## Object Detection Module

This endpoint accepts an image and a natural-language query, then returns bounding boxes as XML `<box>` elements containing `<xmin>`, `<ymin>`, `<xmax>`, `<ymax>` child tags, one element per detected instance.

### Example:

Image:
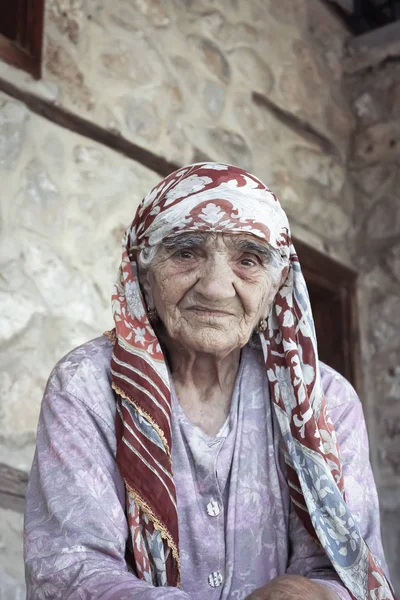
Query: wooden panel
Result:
<box><xmin>307</xmin><ymin>282</ymin><xmax>347</xmax><ymax>378</ymax></box>
<box><xmin>0</xmin><ymin>0</ymin><xmax>44</xmax><ymax>78</ymax></box>
<box><xmin>294</xmin><ymin>238</ymin><xmax>361</xmax><ymax>393</ymax></box>
<box><xmin>0</xmin><ymin>0</ymin><xmax>19</xmax><ymax>40</ymax></box>
<box><xmin>294</xmin><ymin>238</ymin><xmax>357</xmax><ymax>284</ymax></box>
<box><xmin>0</xmin><ymin>33</ymin><xmax>38</xmax><ymax>75</ymax></box>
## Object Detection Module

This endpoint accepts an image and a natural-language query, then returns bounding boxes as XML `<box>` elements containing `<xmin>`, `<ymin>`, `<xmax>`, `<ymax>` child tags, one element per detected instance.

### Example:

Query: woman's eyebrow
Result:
<box><xmin>231</xmin><ymin>239</ymin><xmax>272</xmax><ymax>259</ymax></box>
<box><xmin>162</xmin><ymin>233</ymin><xmax>208</xmax><ymax>249</ymax></box>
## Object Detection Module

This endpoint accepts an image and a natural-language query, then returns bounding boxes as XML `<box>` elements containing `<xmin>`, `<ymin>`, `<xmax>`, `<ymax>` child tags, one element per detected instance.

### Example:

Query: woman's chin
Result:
<box><xmin>171</xmin><ymin>327</ymin><xmax>245</xmax><ymax>358</ymax></box>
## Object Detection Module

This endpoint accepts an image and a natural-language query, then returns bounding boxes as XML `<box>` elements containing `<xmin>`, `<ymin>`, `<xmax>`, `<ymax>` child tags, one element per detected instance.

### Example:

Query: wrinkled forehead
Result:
<box><xmin>129</xmin><ymin>162</ymin><xmax>291</xmax><ymax>254</ymax></box>
<box><xmin>161</xmin><ymin>230</ymin><xmax>269</xmax><ymax>249</ymax></box>
<box><xmin>157</xmin><ymin>231</ymin><xmax>288</xmax><ymax>264</ymax></box>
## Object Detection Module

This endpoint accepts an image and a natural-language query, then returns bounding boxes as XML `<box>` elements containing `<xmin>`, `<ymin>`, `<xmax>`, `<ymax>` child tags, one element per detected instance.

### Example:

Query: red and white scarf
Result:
<box><xmin>109</xmin><ymin>162</ymin><xmax>395</xmax><ymax>599</ymax></box>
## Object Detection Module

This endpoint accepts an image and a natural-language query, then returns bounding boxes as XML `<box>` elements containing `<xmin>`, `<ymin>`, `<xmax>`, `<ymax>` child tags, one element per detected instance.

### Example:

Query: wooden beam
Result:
<box><xmin>0</xmin><ymin>462</ymin><xmax>28</xmax><ymax>513</ymax></box>
<box><xmin>295</xmin><ymin>238</ymin><xmax>358</xmax><ymax>285</ymax></box>
<box><xmin>0</xmin><ymin>75</ymin><xmax>180</xmax><ymax>178</ymax></box>
<box><xmin>251</xmin><ymin>91</ymin><xmax>342</xmax><ymax>160</ymax></box>
<box><xmin>0</xmin><ymin>33</ymin><xmax>39</xmax><ymax>79</ymax></box>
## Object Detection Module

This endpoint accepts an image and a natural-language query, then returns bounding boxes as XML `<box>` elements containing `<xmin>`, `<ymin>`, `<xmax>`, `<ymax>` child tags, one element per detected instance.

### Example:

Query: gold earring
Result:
<box><xmin>256</xmin><ymin>318</ymin><xmax>267</xmax><ymax>333</ymax></box>
<box><xmin>148</xmin><ymin>308</ymin><xmax>158</xmax><ymax>324</ymax></box>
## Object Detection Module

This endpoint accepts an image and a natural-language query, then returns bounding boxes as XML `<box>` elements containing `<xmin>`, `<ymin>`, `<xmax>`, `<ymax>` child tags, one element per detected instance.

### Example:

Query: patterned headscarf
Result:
<box><xmin>109</xmin><ymin>163</ymin><xmax>394</xmax><ymax>599</ymax></box>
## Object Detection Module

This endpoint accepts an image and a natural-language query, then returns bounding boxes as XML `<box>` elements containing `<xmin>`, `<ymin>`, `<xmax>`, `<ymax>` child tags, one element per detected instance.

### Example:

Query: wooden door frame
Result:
<box><xmin>0</xmin><ymin>0</ymin><xmax>45</xmax><ymax>79</ymax></box>
<box><xmin>294</xmin><ymin>237</ymin><xmax>362</xmax><ymax>394</ymax></box>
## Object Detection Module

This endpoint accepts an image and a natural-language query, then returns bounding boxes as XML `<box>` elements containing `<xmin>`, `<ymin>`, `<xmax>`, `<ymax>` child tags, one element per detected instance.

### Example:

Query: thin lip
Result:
<box><xmin>185</xmin><ymin>306</ymin><xmax>234</xmax><ymax>316</ymax></box>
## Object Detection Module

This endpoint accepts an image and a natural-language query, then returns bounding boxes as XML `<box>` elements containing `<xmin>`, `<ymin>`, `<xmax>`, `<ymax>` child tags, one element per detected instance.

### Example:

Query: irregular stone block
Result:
<box><xmin>109</xmin><ymin>7</ymin><xmax>142</xmax><ymax>32</ymax></box>
<box><xmin>203</xmin><ymin>80</ymin><xmax>226</xmax><ymax>120</ymax></box>
<box><xmin>277</xmin><ymin>182</ymin><xmax>350</xmax><ymax>241</ymax></box>
<box><xmin>194</xmin><ymin>10</ymin><xmax>225</xmax><ymax>38</ymax></box>
<box><xmin>0</xmin><ymin>313</ymin><xmax>100</xmax><ymax>439</ymax></box>
<box><xmin>352</xmin><ymin>120</ymin><xmax>400</xmax><ymax>166</ymax></box>
<box><xmin>0</xmin><ymin>287</ymin><xmax>45</xmax><ymax>343</ymax></box>
<box><xmin>0</xmin><ymin>509</ymin><xmax>24</xmax><ymax>582</ymax></box>
<box><xmin>171</xmin><ymin>56</ymin><xmax>199</xmax><ymax>94</ymax></box>
<box><xmin>18</xmin><ymin>159</ymin><xmax>62</xmax><ymax>231</ymax></box>
<box><xmin>41</xmin><ymin>133</ymin><xmax>65</xmax><ymax>174</ymax></box>
<box><xmin>73</xmin><ymin>143</ymin><xmax>104</xmax><ymax>164</ymax></box>
<box><xmin>208</xmin><ymin>128</ymin><xmax>252</xmax><ymax>172</ymax></box>
<box><xmin>370</xmin><ymin>295</ymin><xmax>400</xmax><ymax>353</ymax></box>
<box><xmin>190</xmin><ymin>36</ymin><xmax>230</xmax><ymax>84</ymax></box>
<box><xmin>386</xmin><ymin>243</ymin><xmax>400</xmax><ymax>284</ymax></box>
<box><xmin>266</xmin><ymin>0</ymin><xmax>307</xmax><ymax>26</ymax></box>
<box><xmin>218</xmin><ymin>21</ymin><xmax>260</xmax><ymax>50</ymax></box>
<box><xmin>229</xmin><ymin>48</ymin><xmax>274</xmax><ymax>96</ymax></box>
<box><xmin>292</xmin><ymin>146</ymin><xmax>345</xmax><ymax>195</ymax></box>
<box><xmin>349</xmin><ymin>164</ymin><xmax>397</xmax><ymax>202</ymax></box>
<box><xmin>157</xmin><ymin>82</ymin><xmax>184</xmax><ymax>118</ymax></box>
<box><xmin>366</xmin><ymin>196</ymin><xmax>400</xmax><ymax>240</ymax></box>
<box><xmin>0</xmin><ymin>567</ymin><xmax>25</xmax><ymax>600</ymax></box>
<box><xmin>124</xmin><ymin>98</ymin><xmax>161</xmax><ymax>142</ymax></box>
<box><xmin>101</xmin><ymin>38</ymin><xmax>163</xmax><ymax>84</ymax></box>
<box><xmin>48</xmin><ymin>0</ymin><xmax>87</xmax><ymax>44</ymax></box>
<box><xmin>131</xmin><ymin>0</ymin><xmax>170</xmax><ymax>27</ymax></box>
<box><xmin>381</xmin><ymin>508</ymin><xmax>400</xmax><ymax>594</ymax></box>
<box><xmin>0</xmin><ymin>100</ymin><xmax>28</xmax><ymax>169</ymax></box>
<box><xmin>45</xmin><ymin>38</ymin><xmax>94</xmax><ymax>111</ymax></box>
<box><xmin>353</xmin><ymin>92</ymin><xmax>379</xmax><ymax>124</ymax></box>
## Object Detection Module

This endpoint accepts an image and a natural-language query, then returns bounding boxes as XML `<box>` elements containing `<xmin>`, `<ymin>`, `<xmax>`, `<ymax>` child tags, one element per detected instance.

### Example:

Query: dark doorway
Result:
<box><xmin>328</xmin><ymin>0</ymin><xmax>400</xmax><ymax>35</ymax></box>
<box><xmin>294</xmin><ymin>238</ymin><xmax>361</xmax><ymax>392</ymax></box>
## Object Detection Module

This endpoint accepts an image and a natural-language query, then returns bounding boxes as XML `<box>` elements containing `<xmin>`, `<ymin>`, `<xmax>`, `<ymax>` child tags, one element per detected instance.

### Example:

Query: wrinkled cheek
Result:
<box><xmin>160</xmin><ymin>304</ymin><xmax>185</xmax><ymax>338</ymax></box>
<box><xmin>234</xmin><ymin>314</ymin><xmax>259</xmax><ymax>345</ymax></box>
<box><xmin>242</xmin><ymin>283</ymin><xmax>273</xmax><ymax>323</ymax></box>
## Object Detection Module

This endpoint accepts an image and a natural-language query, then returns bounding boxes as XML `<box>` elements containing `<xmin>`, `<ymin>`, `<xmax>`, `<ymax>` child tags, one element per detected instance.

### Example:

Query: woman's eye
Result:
<box><xmin>240</xmin><ymin>255</ymin><xmax>259</xmax><ymax>267</ymax></box>
<box><xmin>176</xmin><ymin>249</ymin><xmax>194</xmax><ymax>260</ymax></box>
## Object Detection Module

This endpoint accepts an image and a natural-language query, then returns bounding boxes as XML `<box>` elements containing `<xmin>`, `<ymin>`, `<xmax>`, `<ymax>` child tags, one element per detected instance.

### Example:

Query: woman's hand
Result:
<box><xmin>245</xmin><ymin>575</ymin><xmax>340</xmax><ymax>600</ymax></box>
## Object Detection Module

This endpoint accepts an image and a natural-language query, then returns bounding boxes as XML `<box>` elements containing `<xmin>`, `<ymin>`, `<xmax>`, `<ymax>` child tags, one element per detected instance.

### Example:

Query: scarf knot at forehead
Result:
<box><xmin>110</xmin><ymin>161</ymin><xmax>396</xmax><ymax>600</ymax></box>
<box><xmin>129</xmin><ymin>162</ymin><xmax>291</xmax><ymax>254</ymax></box>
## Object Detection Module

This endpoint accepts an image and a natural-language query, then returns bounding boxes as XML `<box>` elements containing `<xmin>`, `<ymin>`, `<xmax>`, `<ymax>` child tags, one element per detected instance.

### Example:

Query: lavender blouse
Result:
<box><xmin>24</xmin><ymin>336</ymin><xmax>389</xmax><ymax>599</ymax></box>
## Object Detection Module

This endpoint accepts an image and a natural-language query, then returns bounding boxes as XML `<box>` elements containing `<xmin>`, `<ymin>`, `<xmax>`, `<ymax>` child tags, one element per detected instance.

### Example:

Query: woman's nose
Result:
<box><xmin>194</xmin><ymin>256</ymin><xmax>236</xmax><ymax>302</ymax></box>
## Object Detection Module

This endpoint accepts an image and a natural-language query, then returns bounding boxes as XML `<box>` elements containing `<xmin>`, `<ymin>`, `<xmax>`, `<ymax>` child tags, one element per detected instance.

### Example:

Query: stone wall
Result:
<box><xmin>0</xmin><ymin>92</ymin><xmax>159</xmax><ymax>596</ymax></box>
<box><xmin>0</xmin><ymin>0</ymin><xmax>384</xmax><ymax>597</ymax></box>
<box><xmin>345</xmin><ymin>40</ymin><xmax>400</xmax><ymax>592</ymax></box>
<box><xmin>0</xmin><ymin>0</ymin><xmax>356</xmax><ymax>261</ymax></box>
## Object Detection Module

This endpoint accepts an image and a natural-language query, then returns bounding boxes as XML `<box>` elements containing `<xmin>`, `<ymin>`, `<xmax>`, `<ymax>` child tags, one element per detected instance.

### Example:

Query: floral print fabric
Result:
<box><xmin>24</xmin><ymin>337</ymin><xmax>390</xmax><ymax>599</ymax></box>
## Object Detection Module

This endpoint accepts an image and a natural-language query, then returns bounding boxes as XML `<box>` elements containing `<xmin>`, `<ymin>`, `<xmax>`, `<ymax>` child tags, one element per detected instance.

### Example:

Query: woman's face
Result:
<box><xmin>142</xmin><ymin>233</ymin><xmax>284</xmax><ymax>358</ymax></box>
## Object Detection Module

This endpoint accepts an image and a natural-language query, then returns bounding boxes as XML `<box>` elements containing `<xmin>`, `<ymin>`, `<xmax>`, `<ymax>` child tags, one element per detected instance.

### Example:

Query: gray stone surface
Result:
<box><xmin>348</xmin><ymin>38</ymin><xmax>400</xmax><ymax>594</ymax></box>
<box><xmin>345</xmin><ymin>21</ymin><xmax>400</xmax><ymax>74</ymax></box>
<box><xmin>208</xmin><ymin>127</ymin><xmax>252</xmax><ymax>172</ymax></box>
<box><xmin>124</xmin><ymin>97</ymin><xmax>161</xmax><ymax>142</ymax></box>
<box><xmin>203</xmin><ymin>80</ymin><xmax>226</xmax><ymax>120</ymax></box>
<box><xmin>0</xmin><ymin>0</ymin><xmax>355</xmax><ymax>165</ymax></box>
<box><xmin>0</xmin><ymin>93</ymin><xmax>160</xmax><ymax>476</ymax></box>
<box><xmin>0</xmin><ymin>509</ymin><xmax>26</xmax><ymax>600</ymax></box>
<box><xmin>191</xmin><ymin>36</ymin><xmax>231</xmax><ymax>83</ymax></box>
<box><xmin>0</xmin><ymin>570</ymin><xmax>25</xmax><ymax>600</ymax></box>
<box><xmin>229</xmin><ymin>47</ymin><xmax>274</xmax><ymax>95</ymax></box>
<box><xmin>0</xmin><ymin>101</ymin><xmax>27</xmax><ymax>168</ymax></box>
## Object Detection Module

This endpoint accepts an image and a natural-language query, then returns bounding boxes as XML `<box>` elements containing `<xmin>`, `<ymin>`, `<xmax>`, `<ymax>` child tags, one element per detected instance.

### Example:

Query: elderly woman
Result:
<box><xmin>24</xmin><ymin>163</ymin><xmax>394</xmax><ymax>600</ymax></box>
